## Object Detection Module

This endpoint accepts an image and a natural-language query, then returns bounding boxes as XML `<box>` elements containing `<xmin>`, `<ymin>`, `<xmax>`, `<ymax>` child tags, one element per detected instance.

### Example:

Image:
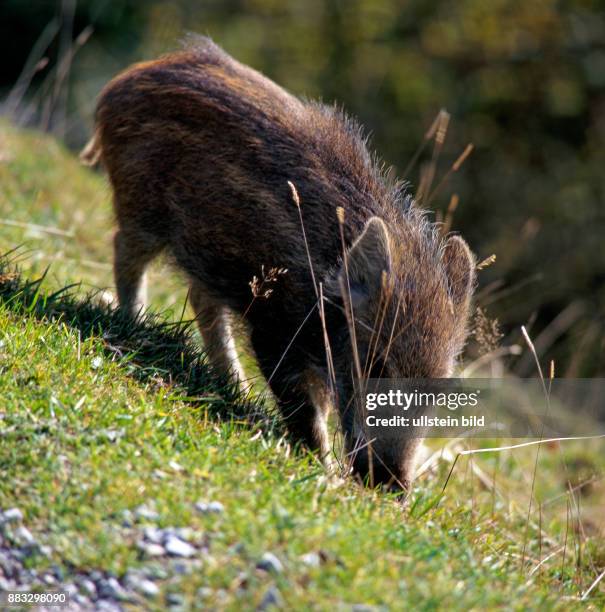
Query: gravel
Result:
<box><xmin>300</xmin><ymin>551</ymin><xmax>321</xmax><ymax>568</ymax></box>
<box><xmin>195</xmin><ymin>500</ymin><xmax>225</xmax><ymax>515</ymax></box>
<box><xmin>97</xmin><ymin>576</ymin><xmax>131</xmax><ymax>601</ymax></box>
<box><xmin>124</xmin><ymin>571</ymin><xmax>160</xmax><ymax>598</ymax></box>
<box><xmin>78</xmin><ymin>577</ymin><xmax>98</xmax><ymax>598</ymax></box>
<box><xmin>0</xmin><ymin>503</ymin><xmax>230</xmax><ymax>610</ymax></box>
<box><xmin>137</xmin><ymin>541</ymin><xmax>166</xmax><ymax>557</ymax></box>
<box><xmin>164</xmin><ymin>536</ymin><xmax>196</xmax><ymax>558</ymax></box>
<box><xmin>142</xmin><ymin>526</ymin><xmax>164</xmax><ymax>544</ymax></box>
<box><xmin>256</xmin><ymin>552</ymin><xmax>284</xmax><ymax>574</ymax></box>
<box><xmin>134</xmin><ymin>503</ymin><xmax>160</xmax><ymax>522</ymax></box>
<box><xmin>138</xmin><ymin>579</ymin><xmax>160</xmax><ymax>598</ymax></box>
<box><xmin>13</xmin><ymin>525</ymin><xmax>36</xmax><ymax>546</ymax></box>
<box><xmin>0</xmin><ymin>507</ymin><xmax>24</xmax><ymax>524</ymax></box>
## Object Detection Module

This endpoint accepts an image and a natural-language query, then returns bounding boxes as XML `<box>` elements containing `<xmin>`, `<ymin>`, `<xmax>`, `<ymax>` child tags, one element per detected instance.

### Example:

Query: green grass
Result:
<box><xmin>0</xmin><ymin>121</ymin><xmax>604</xmax><ymax>609</ymax></box>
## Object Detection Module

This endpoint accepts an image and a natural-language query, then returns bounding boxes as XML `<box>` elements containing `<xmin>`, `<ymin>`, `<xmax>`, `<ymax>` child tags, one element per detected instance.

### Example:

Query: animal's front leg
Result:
<box><xmin>272</xmin><ymin>381</ymin><xmax>332</xmax><ymax>465</ymax></box>
<box><xmin>189</xmin><ymin>282</ymin><xmax>249</xmax><ymax>391</ymax></box>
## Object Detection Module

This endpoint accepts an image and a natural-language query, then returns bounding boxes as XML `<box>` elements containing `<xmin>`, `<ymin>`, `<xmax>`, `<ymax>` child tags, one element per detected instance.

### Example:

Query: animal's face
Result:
<box><xmin>329</xmin><ymin>216</ymin><xmax>475</xmax><ymax>492</ymax></box>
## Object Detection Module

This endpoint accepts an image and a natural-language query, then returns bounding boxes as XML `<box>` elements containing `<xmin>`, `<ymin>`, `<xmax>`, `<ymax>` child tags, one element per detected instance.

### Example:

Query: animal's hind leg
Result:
<box><xmin>189</xmin><ymin>282</ymin><xmax>248</xmax><ymax>389</ymax></box>
<box><xmin>113</xmin><ymin>229</ymin><xmax>162</xmax><ymax>317</ymax></box>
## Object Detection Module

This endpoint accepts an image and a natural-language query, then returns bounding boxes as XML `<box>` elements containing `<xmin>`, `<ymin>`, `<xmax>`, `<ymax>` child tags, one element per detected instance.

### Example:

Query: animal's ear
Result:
<box><xmin>340</xmin><ymin>217</ymin><xmax>392</xmax><ymax>308</ymax></box>
<box><xmin>442</xmin><ymin>235</ymin><xmax>475</xmax><ymax>305</ymax></box>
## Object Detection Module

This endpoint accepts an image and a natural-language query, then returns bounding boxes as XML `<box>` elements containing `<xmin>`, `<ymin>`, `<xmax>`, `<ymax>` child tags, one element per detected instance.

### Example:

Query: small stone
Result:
<box><xmin>166</xmin><ymin>592</ymin><xmax>184</xmax><ymax>606</ymax></box>
<box><xmin>138</xmin><ymin>541</ymin><xmax>166</xmax><ymax>558</ymax></box>
<box><xmin>173</xmin><ymin>527</ymin><xmax>195</xmax><ymax>542</ymax></box>
<box><xmin>73</xmin><ymin>593</ymin><xmax>91</xmax><ymax>607</ymax></box>
<box><xmin>41</xmin><ymin>573</ymin><xmax>57</xmax><ymax>586</ymax></box>
<box><xmin>195</xmin><ymin>500</ymin><xmax>224</xmax><ymax>515</ymax></box>
<box><xmin>0</xmin><ymin>507</ymin><xmax>23</xmax><ymax>524</ymax></box>
<box><xmin>79</xmin><ymin>578</ymin><xmax>97</xmax><ymax>598</ymax></box>
<box><xmin>134</xmin><ymin>503</ymin><xmax>160</xmax><ymax>522</ymax></box>
<box><xmin>97</xmin><ymin>576</ymin><xmax>130</xmax><ymax>601</ymax></box>
<box><xmin>120</xmin><ymin>509</ymin><xmax>134</xmax><ymax>527</ymax></box>
<box><xmin>168</xmin><ymin>460</ymin><xmax>183</xmax><ymax>472</ymax></box>
<box><xmin>0</xmin><ymin>577</ymin><xmax>13</xmax><ymax>591</ymax></box>
<box><xmin>89</xmin><ymin>570</ymin><xmax>104</xmax><ymax>582</ymax></box>
<box><xmin>102</xmin><ymin>429</ymin><xmax>124</xmax><ymax>442</ymax></box>
<box><xmin>139</xmin><ymin>579</ymin><xmax>160</xmax><ymax>598</ymax></box>
<box><xmin>91</xmin><ymin>356</ymin><xmax>103</xmax><ymax>369</ymax></box>
<box><xmin>300</xmin><ymin>552</ymin><xmax>321</xmax><ymax>568</ymax></box>
<box><xmin>14</xmin><ymin>526</ymin><xmax>35</xmax><ymax>545</ymax></box>
<box><xmin>258</xmin><ymin>586</ymin><xmax>283</xmax><ymax>610</ymax></box>
<box><xmin>143</xmin><ymin>526</ymin><xmax>164</xmax><ymax>544</ymax></box>
<box><xmin>256</xmin><ymin>552</ymin><xmax>284</xmax><ymax>574</ymax></box>
<box><xmin>164</xmin><ymin>536</ymin><xmax>196</xmax><ymax>558</ymax></box>
<box><xmin>125</xmin><ymin>573</ymin><xmax>159</xmax><ymax>598</ymax></box>
<box><xmin>0</xmin><ymin>551</ymin><xmax>14</xmax><ymax>573</ymax></box>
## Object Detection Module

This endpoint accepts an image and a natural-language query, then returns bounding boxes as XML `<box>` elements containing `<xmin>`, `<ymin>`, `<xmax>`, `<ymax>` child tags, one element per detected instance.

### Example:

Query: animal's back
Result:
<box><xmin>97</xmin><ymin>39</ymin><xmax>386</xmax><ymax>306</ymax></box>
<box><xmin>94</xmin><ymin>37</ymin><xmax>391</xmax><ymax>308</ymax></box>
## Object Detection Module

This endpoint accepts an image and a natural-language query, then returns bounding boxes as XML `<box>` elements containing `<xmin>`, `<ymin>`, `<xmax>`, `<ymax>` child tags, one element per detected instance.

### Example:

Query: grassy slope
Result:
<box><xmin>0</xmin><ymin>121</ymin><xmax>603</xmax><ymax>609</ymax></box>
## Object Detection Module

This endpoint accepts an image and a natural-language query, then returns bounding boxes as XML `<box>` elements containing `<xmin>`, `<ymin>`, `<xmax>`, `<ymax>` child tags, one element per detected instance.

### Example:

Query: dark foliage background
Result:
<box><xmin>1</xmin><ymin>0</ymin><xmax>604</xmax><ymax>376</ymax></box>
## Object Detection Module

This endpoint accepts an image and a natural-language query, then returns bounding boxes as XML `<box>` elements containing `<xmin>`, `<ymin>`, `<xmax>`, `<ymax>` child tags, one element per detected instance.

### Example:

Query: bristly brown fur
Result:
<box><xmin>88</xmin><ymin>36</ymin><xmax>476</xmax><ymax>492</ymax></box>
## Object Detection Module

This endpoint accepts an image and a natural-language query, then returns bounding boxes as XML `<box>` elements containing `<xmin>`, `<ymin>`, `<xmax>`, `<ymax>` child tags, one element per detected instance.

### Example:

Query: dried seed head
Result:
<box><xmin>471</xmin><ymin>307</ymin><xmax>504</xmax><ymax>355</ymax></box>
<box><xmin>435</xmin><ymin>110</ymin><xmax>450</xmax><ymax>146</ymax></box>
<box><xmin>249</xmin><ymin>266</ymin><xmax>288</xmax><ymax>299</ymax></box>
<box><xmin>477</xmin><ymin>254</ymin><xmax>496</xmax><ymax>270</ymax></box>
<box><xmin>288</xmin><ymin>180</ymin><xmax>300</xmax><ymax>208</ymax></box>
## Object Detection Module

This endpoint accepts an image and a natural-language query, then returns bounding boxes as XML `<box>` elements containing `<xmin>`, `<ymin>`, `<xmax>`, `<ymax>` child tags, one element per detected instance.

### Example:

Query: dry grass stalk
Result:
<box><xmin>248</xmin><ymin>265</ymin><xmax>288</xmax><ymax>300</ymax></box>
<box><xmin>402</xmin><ymin>109</ymin><xmax>443</xmax><ymax>178</ymax></box>
<box><xmin>336</xmin><ymin>206</ymin><xmax>362</xmax><ymax>383</ymax></box>
<box><xmin>363</xmin><ymin>271</ymin><xmax>392</xmax><ymax>379</ymax></box>
<box><xmin>425</xmin><ymin>142</ymin><xmax>474</xmax><ymax>206</ymax></box>
<box><xmin>441</xmin><ymin>193</ymin><xmax>459</xmax><ymax>236</ymax></box>
<box><xmin>0</xmin><ymin>218</ymin><xmax>74</xmax><ymax>237</ymax></box>
<box><xmin>520</xmin><ymin>324</ymin><xmax>551</xmax><ymax>570</ymax></box>
<box><xmin>318</xmin><ymin>282</ymin><xmax>337</xmax><ymax>397</ymax></box>
<box><xmin>581</xmin><ymin>568</ymin><xmax>605</xmax><ymax>601</ymax></box>
<box><xmin>288</xmin><ymin>180</ymin><xmax>318</xmax><ymax>298</ymax></box>
<box><xmin>441</xmin><ymin>434</ymin><xmax>605</xmax><ymax>495</ymax></box>
<box><xmin>416</xmin><ymin>110</ymin><xmax>450</xmax><ymax>203</ymax></box>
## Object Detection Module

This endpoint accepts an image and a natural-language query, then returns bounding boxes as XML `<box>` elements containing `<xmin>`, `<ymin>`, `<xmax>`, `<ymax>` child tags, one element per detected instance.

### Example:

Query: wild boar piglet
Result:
<box><xmin>83</xmin><ymin>37</ymin><xmax>476</xmax><ymax>492</ymax></box>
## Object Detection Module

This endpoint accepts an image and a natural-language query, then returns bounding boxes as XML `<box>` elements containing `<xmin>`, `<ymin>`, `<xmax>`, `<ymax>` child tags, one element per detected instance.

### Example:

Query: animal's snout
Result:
<box><xmin>350</xmin><ymin>445</ymin><xmax>411</xmax><ymax>497</ymax></box>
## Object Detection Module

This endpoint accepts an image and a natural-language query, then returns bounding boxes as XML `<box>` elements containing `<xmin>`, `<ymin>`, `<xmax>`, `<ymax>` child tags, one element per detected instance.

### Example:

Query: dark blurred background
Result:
<box><xmin>1</xmin><ymin>0</ymin><xmax>604</xmax><ymax>376</ymax></box>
